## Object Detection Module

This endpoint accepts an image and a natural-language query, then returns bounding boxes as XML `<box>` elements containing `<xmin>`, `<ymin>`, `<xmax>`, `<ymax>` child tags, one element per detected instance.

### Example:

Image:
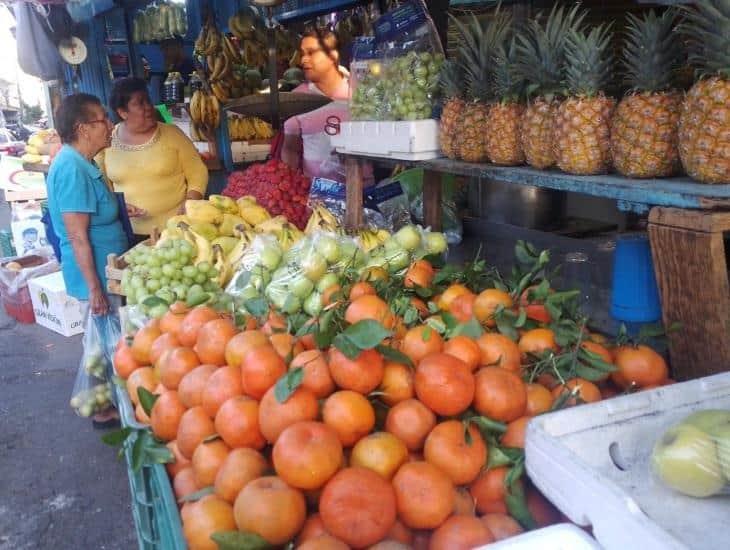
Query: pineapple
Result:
<box><xmin>611</xmin><ymin>10</ymin><xmax>683</xmax><ymax>178</ymax></box>
<box><xmin>516</xmin><ymin>5</ymin><xmax>587</xmax><ymax>169</ymax></box>
<box><xmin>438</xmin><ymin>61</ymin><xmax>465</xmax><ymax>159</ymax></box>
<box><xmin>485</xmin><ymin>37</ymin><xmax>526</xmax><ymax>166</ymax></box>
<box><xmin>678</xmin><ymin>0</ymin><xmax>730</xmax><ymax>184</ymax></box>
<box><xmin>554</xmin><ymin>24</ymin><xmax>616</xmax><ymax>175</ymax></box>
<box><xmin>450</xmin><ymin>12</ymin><xmax>512</xmax><ymax>163</ymax></box>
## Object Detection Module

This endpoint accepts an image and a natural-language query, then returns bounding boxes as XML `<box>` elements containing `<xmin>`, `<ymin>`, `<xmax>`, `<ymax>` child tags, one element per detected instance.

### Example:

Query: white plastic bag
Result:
<box><xmin>69</xmin><ymin>312</ymin><xmax>121</xmax><ymax>417</ymax></box>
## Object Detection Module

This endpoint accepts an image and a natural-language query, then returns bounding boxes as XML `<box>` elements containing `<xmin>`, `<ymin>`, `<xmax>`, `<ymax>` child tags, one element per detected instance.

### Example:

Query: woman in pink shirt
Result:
<box><xmin>281</xmin><ymin>29</ymin><xmax>354</xmax><ymax>182</ymax></box>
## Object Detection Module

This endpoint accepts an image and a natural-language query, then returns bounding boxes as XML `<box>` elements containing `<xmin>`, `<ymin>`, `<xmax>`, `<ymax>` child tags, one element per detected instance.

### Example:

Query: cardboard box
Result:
<box><xmin>28</xmin><ymin>271</ymin><xmax>85</xmax><ymax>337</ymax></box>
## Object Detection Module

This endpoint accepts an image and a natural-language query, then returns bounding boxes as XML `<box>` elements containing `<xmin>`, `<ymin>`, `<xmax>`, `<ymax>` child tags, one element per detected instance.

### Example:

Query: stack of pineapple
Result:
<box><xmin>437</xmin><ymin>0</ymin><xmax>730</xmax><ymax>184</ymax></box>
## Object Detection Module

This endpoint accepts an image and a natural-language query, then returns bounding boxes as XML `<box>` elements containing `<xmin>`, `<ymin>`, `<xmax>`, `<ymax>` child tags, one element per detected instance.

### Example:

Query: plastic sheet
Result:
<box><xmin>651</xmin><ymin>409</ymin><xmax>730</xmax><ymax>498</ymax></box>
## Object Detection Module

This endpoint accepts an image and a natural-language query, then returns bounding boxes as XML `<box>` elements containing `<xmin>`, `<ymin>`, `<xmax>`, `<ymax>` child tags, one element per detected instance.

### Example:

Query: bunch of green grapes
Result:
<box><xmin>120</xmin><ymin>239</ymin><xmax>225</xmax><ymax>317</ymax></box>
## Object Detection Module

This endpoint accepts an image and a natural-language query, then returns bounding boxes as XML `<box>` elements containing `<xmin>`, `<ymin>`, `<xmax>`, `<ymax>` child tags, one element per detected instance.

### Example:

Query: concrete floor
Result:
<box><xmin>0</xmin><ymin>199</ymin><xmax>136</xmax><ymax>550</ymax></box>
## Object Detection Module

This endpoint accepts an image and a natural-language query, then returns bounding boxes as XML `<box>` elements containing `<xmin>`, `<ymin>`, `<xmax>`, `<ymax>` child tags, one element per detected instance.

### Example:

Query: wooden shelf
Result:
<box><xmin>343</xmin><ymin>154</ymin><xmax>730</xmax><ymax>211</ymax></box>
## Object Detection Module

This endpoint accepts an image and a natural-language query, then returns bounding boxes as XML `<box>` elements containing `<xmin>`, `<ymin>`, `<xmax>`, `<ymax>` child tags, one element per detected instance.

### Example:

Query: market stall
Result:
<box><xmin>3</xmin><ymin>0</ymin><xmax>730</xmax><ymax>549</ymax></box>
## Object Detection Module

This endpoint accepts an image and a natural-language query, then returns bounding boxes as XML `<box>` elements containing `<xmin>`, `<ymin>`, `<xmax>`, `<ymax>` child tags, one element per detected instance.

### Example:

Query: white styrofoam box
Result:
<box><xmin>331</xmin><ymin>119</ymin><xmax>442</xmax><ymax>160</ymax></box>
<box><xmin>28</xmin><ymin>271</ymin><xmax>85</xmax><ymax>337</ymax></box>
<box><xmin>525</xmin><ymin>373</ymin><xmax>730</xmax><ymax>550</ymax></box>
<box><xmin>476</xmin><ymin>523</ymin><xmax>601</xmax><ymax>550</ymax></box>
<box><xmin>231</xmin><ymin>141</ymin><xmax>271</xmax><ymax>164</ymax></box>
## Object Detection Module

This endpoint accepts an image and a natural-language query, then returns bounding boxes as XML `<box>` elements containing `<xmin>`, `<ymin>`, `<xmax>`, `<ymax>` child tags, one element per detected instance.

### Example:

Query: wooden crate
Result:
<box><xmin>106</xmin><ymin>229</ymin><xmax>159</xmax><ymax>296</ymax></box>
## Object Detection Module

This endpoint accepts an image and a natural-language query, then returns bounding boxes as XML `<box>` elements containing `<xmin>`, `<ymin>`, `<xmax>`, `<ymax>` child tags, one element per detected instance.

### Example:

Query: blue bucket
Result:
<box><xmin>610</xmin><ymin>235</ymin><xmax>662</xmax><ymax>323</ymax></box>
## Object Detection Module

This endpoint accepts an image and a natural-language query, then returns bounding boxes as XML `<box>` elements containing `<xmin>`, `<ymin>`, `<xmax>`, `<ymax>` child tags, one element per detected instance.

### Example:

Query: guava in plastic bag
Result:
<box><xmin>265</xmin><ymin>231</ymin><xmax>365</xmax><ymax>317</ymax></box>
<box><xmin>70</xmin><ymin>313</ymin><xmax>120</xmax><ymax>417</ymax></box>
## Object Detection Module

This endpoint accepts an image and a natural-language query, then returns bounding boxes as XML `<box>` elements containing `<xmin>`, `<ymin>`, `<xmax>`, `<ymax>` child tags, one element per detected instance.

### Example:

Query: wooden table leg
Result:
<box><xmin>648</xmin><ymin>207</ymin><xmax>730</xmax><ymax>380</ymax></box>
<box><xmin>423</xmin><ymin>169</ymin><xmax>442</xmax><ymax>231</ymax></box>
<box><xmin>345</xmin><ymin>157</ymin><xmax>364</xmax><ymax>231</ymax></box>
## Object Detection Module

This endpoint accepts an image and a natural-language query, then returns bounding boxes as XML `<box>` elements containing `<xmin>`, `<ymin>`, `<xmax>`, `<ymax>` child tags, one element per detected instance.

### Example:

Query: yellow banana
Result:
<box><xmin>232</xmin><ymin>222</ymin><xmax>254</xmax><ymax>239</ymax></box>
<box><xmin>166</xmin><ymin>214</ymin><xmax>190</xmax><ymax>231</ymax></box>
<box><xmin>225</xmin><ymin>233</ymin><xmax>252</xmax><ymax>267</ymax></box>
<box><xmin>212</xmin><ymin>244</ymin><xmax>231</xmax><ymax>286</ymax></box>
<box><xmin>178</xmin><ymin>222</ymin><xmax>213</xmax><ymax>264</ymax></box>
<box><xmin>219</xmin><ymin>213</ymin><xmax>246</xmax><ymax>237</ymax></box>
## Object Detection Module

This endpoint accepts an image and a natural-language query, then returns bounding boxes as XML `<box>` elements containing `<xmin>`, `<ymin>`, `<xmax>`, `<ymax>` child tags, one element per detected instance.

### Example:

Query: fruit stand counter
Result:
<box><xmin>342</xmin><ymin>154</ymin><xmax>730</xmax><ymax>382</ymax></box>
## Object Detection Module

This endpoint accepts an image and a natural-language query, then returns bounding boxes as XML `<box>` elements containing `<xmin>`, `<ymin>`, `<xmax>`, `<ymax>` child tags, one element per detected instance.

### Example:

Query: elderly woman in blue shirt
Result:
<box><xmin>47</xmin><ymin>93</ymin><xmax>129</xmax><ymax>427</ymax></box>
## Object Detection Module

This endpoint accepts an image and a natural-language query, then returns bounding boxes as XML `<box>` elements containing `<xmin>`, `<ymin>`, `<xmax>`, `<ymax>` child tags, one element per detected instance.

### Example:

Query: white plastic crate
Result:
<box><xmin>231</xmin><ymin>141</ymin><xmax>271</xmax><ymax>164</ymax></box>
<box><xmin>526</xmin><ymin>373</ymin><xmax>730</xmax><ymax>550</ymax></box>
<box><xmin>476</xmin><ymin>523</ymin><xmax>601</xmax><ymax>549</ymax></box>
<box><xmin>331</xmin><ymin>119</ymin><xmax>441</xmax><ymax>160</ymax></box>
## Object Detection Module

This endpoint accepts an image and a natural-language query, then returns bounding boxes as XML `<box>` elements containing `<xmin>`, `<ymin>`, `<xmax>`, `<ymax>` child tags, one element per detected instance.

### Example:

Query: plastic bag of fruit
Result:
<box><xmin>365</xmin><ymin>224</ymin><xmax>448</xmax><ymax>276</ymax></box>
<box><xmin>651</xmin><ymin>409</ymin><xmax>730</xmax><ymax>498</ymax></box>
<box><xmin>69</xmin><ymin>313</ymin><xmax>120</xmax><ymax>418</ymax></box>
<box><xmin>350</xmin><ymin>0</ymin><xmax>444</xmax><ymax>121</ymax></box>
<box><xmin>225</xmin><ymin>234</ymin><xmax>285</xmax><ymax>306</ymax></box>
<box><xmin>305</xmin><ymin>177</ymin><xmax>388</xmax><ymax>234</ymax></box>
<box><xmin>264</xmin><ymin>231</ymin><xmax>366</xmax><ymax>316</ymax></box>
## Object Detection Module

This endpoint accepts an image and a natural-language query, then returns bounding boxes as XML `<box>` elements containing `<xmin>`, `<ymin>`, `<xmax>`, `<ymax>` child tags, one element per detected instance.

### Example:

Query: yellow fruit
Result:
<box><xmin>240</xmin><ymin>204</ymin><xmax>271</xmax><ymax>226</ymax></box>
<box><xmin>190</xmin><ymin>222</ymin><xmax>219</xmax><ymax>242</ymax></box>
<box><xmin>208</xmin><ymin>195</ymin><xmax>240</xmax><ymax>214</ymax></box>
<box><xmin>186</xmin><ymin>200</ymin><xmax>223</xmax><ymax>225</ymax></box>
<box><xmin>219</xmin><ymin>213</ymin><xmax>247</xmax><ymax>237</ymax></box>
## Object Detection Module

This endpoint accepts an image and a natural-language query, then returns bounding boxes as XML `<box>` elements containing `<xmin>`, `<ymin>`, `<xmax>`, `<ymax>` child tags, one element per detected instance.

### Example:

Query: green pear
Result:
<box><xmin>394</xmin><ymin>225</ymin><xmax>422</xmax><ymax>251</ymax></box>
<box><xmin>681</xmin><ymin>409</ymin><xmax>730</xmax><ymax>434</ymax></box>
<box><xmin>651</xmin><ymin>423</ymin><xmax>725</xmax><ymax>497</ymax></box>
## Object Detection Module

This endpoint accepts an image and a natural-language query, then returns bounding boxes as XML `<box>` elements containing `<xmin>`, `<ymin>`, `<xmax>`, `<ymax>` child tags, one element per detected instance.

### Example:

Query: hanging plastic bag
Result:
<box><xmin>350</xmin><ymin>0</ymin><xmax>444</xmax><ymax>121</ymax></box>
<box><xmin>69</xmin><ymin>313</ymin><xmax>120</xmax><ymax>417</ymax></box>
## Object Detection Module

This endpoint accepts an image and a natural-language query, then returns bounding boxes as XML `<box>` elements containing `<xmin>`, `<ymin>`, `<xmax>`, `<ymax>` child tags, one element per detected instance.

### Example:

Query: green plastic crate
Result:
<box><xmin>117</xmin><ymin>385</ymin><xmax>186</xmax><ymax>550</ymax></box>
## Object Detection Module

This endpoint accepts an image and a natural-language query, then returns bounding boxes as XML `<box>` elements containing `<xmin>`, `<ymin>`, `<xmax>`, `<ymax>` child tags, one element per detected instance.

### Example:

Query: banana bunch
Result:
<box><xmin>226</xmin><ymin>228</ymin><xmax>255</xmax><ymax>267</ymax></box>
<box><xmin>305</xmin><ymin>204</ymin><xmax>343</xmax><ymax>235</ymax></box>
<box><xmin>194</xmin><ymin>21</ymin><xmax>220</xmax><ymax>56</ymax></box>
<box><xmin>190</xmin><ymin>90</ymin><xmax>220</xmax><ymax>133</ymax></box>
<box><xmin>212</xmin><ymin>244</ymin><xmax>233</xmax><ymax>286</ymax></box>
<box><xmin>178</xmin><ymin>222</ymin><xmax>213</xmax><ymax>265</ymax></box>
<box><xmin>277</xmin><ymin>222</ymin><xmax>303</xmax><ymax>252</ymax></box>
<box><xmin>229</xmin><ymin>117</ymin><xmax>274</xmax><ymax>141</ymax></box>
<box><xmin>357</xmin><ymin>228</ymin><xmax>391</xmax><ymax>252</ymax></box>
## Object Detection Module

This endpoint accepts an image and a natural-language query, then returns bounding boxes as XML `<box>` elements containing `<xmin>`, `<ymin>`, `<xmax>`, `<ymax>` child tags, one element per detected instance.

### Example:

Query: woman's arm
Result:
<box><xmin>63</xmin><ymin>212</ymin><xmax>108</xmax><ymax>315</ymax></box>
<box><xmin>281</xmin><ymin>134</ymin><xmax>303</xmax><ymax>171</ymax></box>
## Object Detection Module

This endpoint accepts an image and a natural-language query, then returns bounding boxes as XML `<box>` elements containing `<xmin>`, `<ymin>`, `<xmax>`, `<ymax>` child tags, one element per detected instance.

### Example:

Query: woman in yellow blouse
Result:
<box><xmin>98</xmin><ymin>78</ymin><xmax>208</xmax><ymax>237</ymax></box>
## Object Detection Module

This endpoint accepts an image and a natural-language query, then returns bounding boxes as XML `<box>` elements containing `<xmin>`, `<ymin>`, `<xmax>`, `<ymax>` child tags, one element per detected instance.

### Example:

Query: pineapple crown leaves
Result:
<box><xmin>492</xmin><ymin>37</ymin><xmax>526</xmax><ymax>103</ymax></box>
<box><xmin>438</xmin><ymin>60</ymin><xmax>464</xmax><ymax>100</ymax></box>
<box><xmin>679</xmin><ymin>0</ymin><xmax>730</xmax><ymax>79</ymax></box>
<box><xmin>515</xmin><ymin>3</ymin><xmax>588</xmax><ymax>99</ymax></box>
<box><xmin>621</xmin><ymin>9</ymin><xmax>683</xmax><ymax>93</ymax></box>
<box><xmin>563</xmin><ymin>23</ymin><xmax>615</xmax><ymax>97</ymax></box>
<box><xmin>450</xmin><ymin>8</ymin><xmax>513</xmax><ymax>102</ymax></box>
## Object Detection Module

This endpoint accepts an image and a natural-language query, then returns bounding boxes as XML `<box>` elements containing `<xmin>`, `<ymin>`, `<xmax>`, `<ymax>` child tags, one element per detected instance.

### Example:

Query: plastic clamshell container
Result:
<box><xmin>526</xmin><ymin>373</ymin><xmax>730</xmax><ymax>550</ymax></box>
<box><xmin>475</xmin><ymin>523</ymin><xmax>601</xmax><ymax>549</ymax></box>
<box><xmin>331</xmin><ymin>119</ymin><xmax>441</xmax><ymax>160</ymax></box>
